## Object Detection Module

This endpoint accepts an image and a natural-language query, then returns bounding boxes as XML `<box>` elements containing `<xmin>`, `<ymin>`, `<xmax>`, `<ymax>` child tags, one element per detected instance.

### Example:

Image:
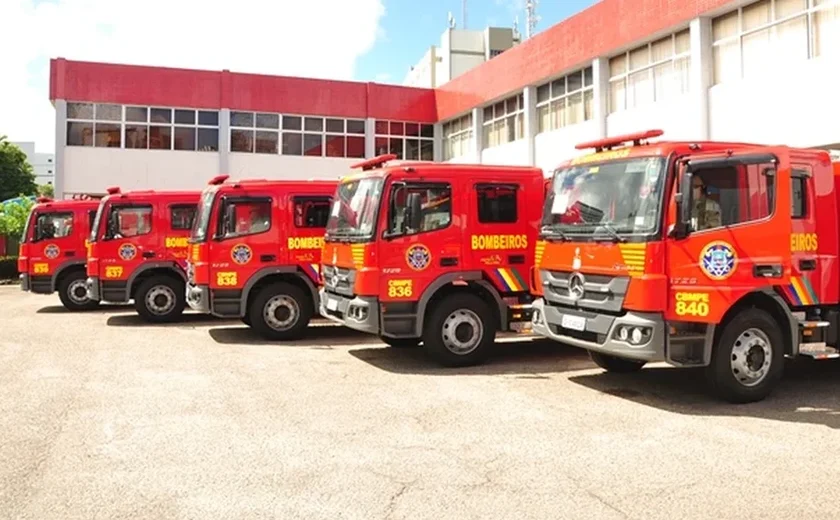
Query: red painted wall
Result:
<box><xmin>435</xmin><ymin>0</ymin><xmax>735</xmax><ymax>119</ymax></box>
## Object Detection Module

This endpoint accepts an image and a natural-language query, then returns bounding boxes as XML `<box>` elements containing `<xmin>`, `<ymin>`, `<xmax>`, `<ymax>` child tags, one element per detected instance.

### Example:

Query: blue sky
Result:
<box><xmin>356</xmin><ymin>0</ymin><xmax>598</xmax><ymax>84</ymax></box>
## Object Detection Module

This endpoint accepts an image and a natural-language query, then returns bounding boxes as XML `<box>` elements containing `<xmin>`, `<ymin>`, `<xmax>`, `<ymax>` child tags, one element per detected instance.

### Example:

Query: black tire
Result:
<box><xmin>382</xmin><ymin>337</ymin><xmax>421</xmax><ymax>348</ymax></box>
<box><xmin>248</xmin><ymin>282</ymin><xmax>312</xmax><ymax>341</ymax></box>
<box><xmin>705</xmin><ymin>308</ymin><xmax>784</xmax><ymax>404</ymax></box>
<box><xmin>241</xmin><ymin>315</ymin><xmax>252</xmax><ymax>326</ymax></box>
<box><xmin>422</xmin><ymin>293</ymin><xmax>497</xmax><ymax>367</ymax></box>
<box><xmin>134</xmin><ymin>275</ymin><xmax>186</xmax><ymax>323</ymax></box>
<box><xmin>589</xmin><ymin>351</ymin><xmax>646</xmax><ymax>373</ymax></box>
<box><xmin>57</xmin><ymin>270</ymin><xmax>99</xmax><ymax>311</ymax></box>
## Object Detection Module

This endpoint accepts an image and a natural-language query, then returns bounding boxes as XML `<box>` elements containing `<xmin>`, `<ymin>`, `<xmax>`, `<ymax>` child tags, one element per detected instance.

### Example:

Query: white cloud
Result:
<box><xmin>0</xmin><ymin>0</ymin><xmax>386</xmax><ymax>153</ymax></box>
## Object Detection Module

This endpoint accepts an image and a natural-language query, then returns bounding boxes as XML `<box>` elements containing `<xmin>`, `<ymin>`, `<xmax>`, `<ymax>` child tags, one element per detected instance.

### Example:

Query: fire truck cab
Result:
<box><xmin>186</xmin><ymin>175</ymin><xmax>337</xmax><ymax>340</ymax></box>
<box><xmin>532</xmin><ymin>129</ymin><xmax>840</xmax><ymax>403</ymax></box>
<box><xmin>86</xmin><ymin>187</ymin><xmax>199</xmax><ymax>322</ymax></box>
<box><xmin>319</xmin><ymin>155</ymin><xmax>543</xmax><ymax>367</ymax></box>
<box><xmin>18</xmin><ymin>196</ymin><xmax>101</xmax><ymax>311</ymax></box>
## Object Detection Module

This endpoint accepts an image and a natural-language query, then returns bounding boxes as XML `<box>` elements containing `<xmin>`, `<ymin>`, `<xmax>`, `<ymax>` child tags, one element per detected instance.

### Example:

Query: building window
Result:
<box><xmin>231</xmin><ymin>112</ymin><xmax>366</xmax><ymax>158</ymax></box>
<box><xmin>66</xmin><ymin>103</ymin><xmax>220</xmax><ymax>151</ymax></box>
<box><xmin>536</xmin><ymin>67</ymin><xmax>594</xmax><ymax>133</ymax></box>
<box><xmin>374</xmin><ymin>120</ymin><xmax>435</xmax><ymax>160</ymax></box>
<box><xmin>712</xmin><ymin>0</ymin><xmax>838</xmax><ymax>85</ymax></box>
<box><xmin>609</xmin><ymin>29</ymin><xmax>691</xmax><ymax>113</ymax></box>
<box><xmin>482</xmin><ymin>93</ymin><xmax>525</xmax><ymax>149</ymax></box>
<box><xmin>442</xmin><ymin>113</ymin><xmax>473</xmax><ymax>160</ymax></box>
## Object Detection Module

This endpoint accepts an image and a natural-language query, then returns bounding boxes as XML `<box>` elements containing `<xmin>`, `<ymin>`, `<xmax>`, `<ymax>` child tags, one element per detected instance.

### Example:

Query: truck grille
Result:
<box><xmin>540</xmin><ymin>269</ymin><xmax>629</xmax><ymax>313</ymax></box>
<box><xmin>322</xmin><ymin>265</ymin><xmax>355</xmax><ymax>296</ymax></box>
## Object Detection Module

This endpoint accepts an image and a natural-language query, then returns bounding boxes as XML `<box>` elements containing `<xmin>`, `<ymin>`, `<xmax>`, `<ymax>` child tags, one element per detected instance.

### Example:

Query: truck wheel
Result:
<box><xmin>58</xmin><ymin>270</ymin><xmax>99</xmax><ymax>311</ymax></box>
<box><xmin>134</xmin><ymin>275</ymin><xmax>186</xmax><ymax>323</ymax></box>
<box><xmin>249</xmin><ymin>282</ymin><xmax>311</xmax><ymax>341</ymax></box>
<box><xmin>589</xmin><ymin>351</ymin><xmax>646</xmax><ymax>373</ymax></box>
<box><xmin>705</xmin><ymin>308</ymin><xmax>784</xmax><ymax>404</ymax></box>
<box><xmin>241</xmin><ymin>315</ymin><xmax>252</xmax><ymax>326</ymax></box>
<box><xmin>422</xmin><ymin>293</ymin><xmax>496</xmax><ymax>367</ymax></box>
<box><xmin>381</xmin><ymin>337</ymin><xmax>420</xmax><ymax>348</ymax></box>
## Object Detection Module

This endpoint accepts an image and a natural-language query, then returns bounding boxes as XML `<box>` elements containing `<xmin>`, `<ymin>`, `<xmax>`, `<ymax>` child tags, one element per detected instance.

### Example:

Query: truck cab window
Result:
<box><xmin>791</xmin><ymin>172</ymin><xmax>808</xmax><ymax>219</ymax></box>
<box><xmin>220</xmin><ymin>198</ymin><xmax>272</xmax><ymax>238</ymax></box>
<box><xmin>107</xmin><ymin>206</ymin><xmax>153</xmax><ymax>239</ymax></box>
<box><xmin>170</xmin><ymin>204</ymin><xmax>198</xmax><ymax>230</ymax></box>
<box><xmin>388</xmin><ymin>184</ymin><xmax>451</xmax><ymax>236</ymax></box>
<box><xmin>477</xmin><ymin>184</ymin><xmax>518</xmax><ymax>223</ymax></box>
<box><xmin>34</xmin><ymin>212</ymin><xmax>74</xmax><ymax>241</ymax></box>
<box><xmin>690</xmin><ymin>163</ymin><xmax>775</xmax><ymax>232</ymax></box>
<box><xmin>294</xmin><ymin>197</ymin><xmax>332</xmax><ymax>228</ymax></box>
<box><xmin>88</xmin><ymin>210</ymin><xmax>98</xmax><ymax>233</ymax></box>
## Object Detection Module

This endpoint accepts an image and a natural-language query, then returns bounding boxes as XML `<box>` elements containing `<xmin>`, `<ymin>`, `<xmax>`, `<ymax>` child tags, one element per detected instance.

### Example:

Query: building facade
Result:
<box><xmin>403</xmin><ymin>26</ymin><xmax>521</xmax><ymax>88</ymax></box>
<box><xmin>12</xmin><ymin>141</ymin><xmax>55</xmax><ymax>186</ymax></box>
<box><xmin>50</xmin><ymin>0</ymin><xmax>840</xmax><ymax>199</ymax></box>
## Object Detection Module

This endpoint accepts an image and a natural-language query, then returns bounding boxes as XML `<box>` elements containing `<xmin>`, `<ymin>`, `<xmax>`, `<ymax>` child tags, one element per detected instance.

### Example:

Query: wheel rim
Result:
<box><xmin>68</xmin><ymin>279</ymin><xmax>90</xmax><ymax>304</ymax></box>
<box><xmin>146</xmin><ymin>285</ymin><xmax>176</xmax><ymax>316</ymax></box>
<box><xmin>730</xmin><ymin>327</ymin><xmax>773</xmax><ymax>387</ymax></box>
<box><xmin>264</xmin><ymin>295</ymin><xmax>300</xmax><ymax>331</ymax></box>
<box><xmin>441</xmin><ymin>308</ymin><xmax>483</xmax><ymax>355</ymax></box>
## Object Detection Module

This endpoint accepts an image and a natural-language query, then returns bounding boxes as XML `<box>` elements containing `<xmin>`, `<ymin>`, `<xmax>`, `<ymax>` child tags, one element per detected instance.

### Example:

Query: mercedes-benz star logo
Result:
<box><xmin>568</xmin><ymin>272</ymin><xmax>585</xmax><ymax>301</ymax></box>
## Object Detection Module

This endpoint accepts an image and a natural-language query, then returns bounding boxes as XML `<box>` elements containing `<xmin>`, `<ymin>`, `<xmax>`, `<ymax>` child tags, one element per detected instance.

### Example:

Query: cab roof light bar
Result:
<box><xmin>208</xmin><ymin>174</ymin><xmax>230</xmax><ymax>185</ymax></box>
<box><xmin>351</xmin><ymin>154</ymin><xmax>398</xmax><ymax>171</ymax></box>
<box><xmin>575</xmin><ymin>129</ymin><xmax>664</xmax><ymax>152</ymax></box>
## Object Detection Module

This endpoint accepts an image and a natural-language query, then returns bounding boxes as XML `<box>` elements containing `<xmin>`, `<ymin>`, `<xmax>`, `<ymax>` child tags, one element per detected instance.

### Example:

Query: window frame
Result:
<box><xmin>33</xmin><ymin>211</ymin><xmax>74</xmax><ymax>242</ymax></box>
<box><xmin>374</xmin><ymin>119</ymin><xmax>435</xmax><ymax>161</ymax></box>
<box><xmin>169</xmin><ymin>203</ymin><xmax>198</xmax><ymax>231</ymax></box>
<box><xmin>481</xmin><ymin>93</ymin><xmax>525</xmax><ymax>149</ymax></box>
<box><xmin>791</xmin><ymin>167</ymin><xmax>810</xmax><ymax>219</ymax></box>
<box><xmin>442</xmin><ymin>113</ymin><xmax>474</xmax><ymax>161</ymax></box>
<box><xmin>535</xmin><ymin>67</ymin><xmax>595</xmax><ymax>134</ymax></box>
<box><xmin>104</xmin><ymin>203</ymin><xmax>154</xmax><ymax>241</ymax></box>
<box><xmin>476</xmin><ymin>183</ymin><xmax>520</xmax><ymax>224</ymax></box>
<box><xmin>293</xmin><ymin>196</ymin><xmax>333</xmax><ymax>229</ymax></box>
<box><xmin>385</xmin><ymin>182</ymin><xmax>453</xmax><ymax>238</ymax></box>
<box><xmin>230</xmin><ymin>112</ymin><xmax>367</xmax><ymax>158</ymax></box>
<box><xmin>215</xmin><ymin>196</ymin><xmax>274</xmax><ymax>240</ymax></box>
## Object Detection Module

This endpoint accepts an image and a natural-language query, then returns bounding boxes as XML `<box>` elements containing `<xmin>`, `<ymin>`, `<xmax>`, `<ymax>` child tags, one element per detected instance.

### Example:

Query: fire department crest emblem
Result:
<box><xmin>406</xmin><ymin>244</ymin><xmax>431</xmax><ymax>271</ymax></box>
<box><xmin>700</xmin><ymin>240</ymin><xmax>737</xmax><ymax>281</ymax></box>
<box><xmin>231</xmin><ymin>244</ymin><xmax>252</xmax><ymax>265</ymax></box>
<box><xmin>119</xmin><ymin>243</ymin><xmax>137</xmax><ymax>261</ymax></box>
<box><xmin>44</xmin><ymin>244</ymin><xmax>60</xmax><ymax>260</ymax></box>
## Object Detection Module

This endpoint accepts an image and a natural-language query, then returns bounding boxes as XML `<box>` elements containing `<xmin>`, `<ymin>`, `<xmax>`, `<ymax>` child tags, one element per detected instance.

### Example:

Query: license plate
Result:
<box><xmin>327</xmin><ymin>298</ymin><xmax>338</xmax><ymax>311</ymax></box>
<box><xmin>561</xmin><ymin>314</ymin><xmax>586</xmax><ymax>332</ymax></box>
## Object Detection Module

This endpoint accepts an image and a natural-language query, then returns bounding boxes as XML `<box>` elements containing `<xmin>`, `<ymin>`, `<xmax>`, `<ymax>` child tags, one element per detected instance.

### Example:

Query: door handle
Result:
<box><xmin>440</xmin><ymin>257</ymin><xmax>458</xmax><ymax>267</ymax></box>
<box><xmin>260</xmin><ymin>254</ymin><xmax>277</xmax><ymax>263</ymax></box>
<box><xmin>753</xmin><ymin>264</ymin><xmax>782</xmax><ymax>278</ymax></box>
<box><xmin>142</xmin><ymin>251</ymin><xmax>156</xmax><ymax>259</ymax></box>
<box><xmin>64</xmin><ymin>251</ymin><xmax>76</xmax><ymax>258</ymax></box>
<box><xmin>799</xmin><ymin>259</ymin><xmax>817</xmax><ymax>271</ymax></box>
<box><xmin>508</xmin><ymin>254</ymin><xmax>526</xmax><ymax>265</ymax></box>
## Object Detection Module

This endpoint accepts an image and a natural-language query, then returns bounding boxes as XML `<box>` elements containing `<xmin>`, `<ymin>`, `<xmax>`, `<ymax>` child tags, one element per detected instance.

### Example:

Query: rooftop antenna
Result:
<box><xmin>448</xmin><ymin>11</ymin><xmax>456</xmax><ymax>29</ymax></box>
<box><xmin>526</xmin><ymin>0</ymin><xmax>541</xmax><ymax>39</ymax></box>
<box><xmin>462</xmin><ymin>0</ymin><xmax>467</xmax><ymax>29</ymax></box>
<box><xmin>513</xmin><ymin>16</ymin><xmax>520</xmax><ymax>40</ymax></box>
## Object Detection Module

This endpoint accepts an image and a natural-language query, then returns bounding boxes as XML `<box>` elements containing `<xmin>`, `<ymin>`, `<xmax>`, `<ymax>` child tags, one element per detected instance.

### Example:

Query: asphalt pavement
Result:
<box><xmin>3</xmin><ymin>286</ymin><xmax>840</xmax><ymax>519</ymax></box>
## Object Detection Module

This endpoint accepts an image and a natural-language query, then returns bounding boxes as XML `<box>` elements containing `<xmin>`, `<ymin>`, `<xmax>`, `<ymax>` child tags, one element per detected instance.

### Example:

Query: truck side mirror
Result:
<box><xmin>405</xmin><ymin>192</ymin><xmax>422</xmax><ymax>232</ymax></box>
<box><xmin>672</xmin><ymin>170</ymin><xmax>693</xmax><ymax>239</ymax></box>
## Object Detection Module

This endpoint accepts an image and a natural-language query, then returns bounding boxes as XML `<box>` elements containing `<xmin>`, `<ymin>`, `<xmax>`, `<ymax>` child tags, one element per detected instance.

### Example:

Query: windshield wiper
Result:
<box><xmin>595</xmin><ymin>222</ymin><xmax>627</xmax><ymax>243</ymax></box>
<box><xmin>540</xmin><ymin>225</ymin><xmax>569</xmax><ymax>241</ymax></box>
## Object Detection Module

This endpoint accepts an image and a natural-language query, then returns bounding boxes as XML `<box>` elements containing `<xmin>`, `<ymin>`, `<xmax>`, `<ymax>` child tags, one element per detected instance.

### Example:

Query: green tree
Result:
<box><xmin>0</xmin><ymin>197</ymin><xmax>34</xmax><ymax>240</ymax></box>
<box><xmin>38</xmin><ymin>183</ymin><xmax>55</xmax><ymax>198</ymax></box>
<box><xmin>0</xmin><ymin>136</ymin><xmax>37</xmax><ymax>202</ymax></box>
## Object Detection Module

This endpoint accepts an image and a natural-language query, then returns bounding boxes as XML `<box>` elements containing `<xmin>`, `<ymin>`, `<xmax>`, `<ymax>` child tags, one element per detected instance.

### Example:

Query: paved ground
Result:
<box><xmin>4</xmin><ymin>286</ymin><xmax>840</xmax><ymax>519</ymax></box>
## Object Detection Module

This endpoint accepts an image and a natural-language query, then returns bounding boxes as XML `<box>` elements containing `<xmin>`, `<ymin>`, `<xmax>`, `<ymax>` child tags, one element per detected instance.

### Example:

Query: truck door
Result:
<box><xmin>98</xmin><ymin>202</ymin><xmax>154</xmax><ymax>286</ymax></box>
<box><xmin>162</xmin><ymin>201</ymin><xmax>197</xmax><ymax>268</ymax></box>
<box><xmin>29</xmin><ymin>209</ymin><xmax>77</xmax><ymax>278</ymax></box>
<box><xmin>289</xmin><ymin>194</ymin><xmax>333</xmax><ymax>284</ymax></box>
<box><xmin>207</xmin><ymin>191</ymin><xmax>275</xmax><ymax>294</ymax></box>
<box><xmin>787</xmin><ymin>163</ymin><xmax>823</xmax><ymax>307</ymax></box>
<box><xmin>666</xmin><ymin>153</ymin><xmax>790</xmax><ymax>326</ymax></box>
<box><xmin>378</xmin><ymin>179</ymin><xmax>462</xmax><ymax>310</ymax></box>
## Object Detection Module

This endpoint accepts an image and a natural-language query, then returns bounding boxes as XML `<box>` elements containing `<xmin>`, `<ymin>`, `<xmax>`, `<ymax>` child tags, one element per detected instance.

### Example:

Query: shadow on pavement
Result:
<box><xmin>348</xmin><ymin>337</ymin><xmax>593</xmax><ymax>376</ymax></box>
<box><xmin>569</xmin><ymin>358</ymin><xmax>840</xmax><ymax>429</ymax></box>
<box><xmin>37</xmin><ymin>304</ymin><xmax>134</xmax><ymax>314</ymax></box>
<box><xmin>106</xmin><ymin>312</ymin><xmax>229</xmax><ymax>327</ymax></box>
<box><xmin>208</xmin><ymin>324</ymin><xmax>375</xmax><ymax>347</ymax></box>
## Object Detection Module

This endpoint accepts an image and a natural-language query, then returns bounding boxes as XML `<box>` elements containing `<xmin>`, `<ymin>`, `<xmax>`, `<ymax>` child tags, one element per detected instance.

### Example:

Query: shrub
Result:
<box><xmin>0</xmin><ymin>256</ymin><xmax>19</xmax><ymax>280</ymax></box>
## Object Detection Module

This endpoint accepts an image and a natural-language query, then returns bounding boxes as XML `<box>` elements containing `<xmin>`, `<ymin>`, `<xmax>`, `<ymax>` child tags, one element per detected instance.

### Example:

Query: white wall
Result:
<box><xmin>606</xmin><ymin>93</ymin><xmax>700</xmax><ymax>141</ymax></box>
<box><xmin>451</xmin><ymin>53</ymin><xmax>486</xmax><ymax>81</ymax></box>
<box><xmin>481</xmin><ymin>139</ymin><xmax>529</xmax><ymax>166</ymax></box>
<box><xmin>64</xmin><ymin>148</ymin><xmax>219</xmax><ymax>194</ymax></box>
<box><xmin>709</xmin><ymin>56</ymin><xmax>840</xmax><ymax>148</ymax></box>
<box><xmin>534</xmin><ymin>120</ymin><xmax>601</xmax><ymax>173</ymax></box>
<box><xmin>445</xmin><ymin>152</ymin><xmax>480</xmax><ymax>164</ymax></box>
<box><xmin>228</xmin><ymin>153</ymin><xmax>355</xmax><ymax>182</ymax></box>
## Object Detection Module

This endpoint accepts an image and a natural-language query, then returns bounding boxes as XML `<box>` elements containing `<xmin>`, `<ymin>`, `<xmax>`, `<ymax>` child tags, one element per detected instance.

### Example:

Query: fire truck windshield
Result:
<box><xmin>541</xmin><ymin>156</ymin><xmax>666</xmax><ymax>241</ymax></box>
<box><xmin>191</xmin><ymin>188</ymin><xmax>218</xmax><ymax>243</ymax></box>
<box><xmin>325</xmin><ymin>177</ymin><xmax>384</xmax><ymax>241</ymax></box>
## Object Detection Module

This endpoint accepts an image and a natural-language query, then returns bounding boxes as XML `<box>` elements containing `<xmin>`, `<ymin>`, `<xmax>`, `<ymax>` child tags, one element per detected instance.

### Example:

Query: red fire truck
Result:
<box><xmin>531</xmin><ymin>129</ymin><xmax>840</xmax><ymax>403</ymax></box>
<box><xmin>319</xmin><ymin>155</ymin><xmax>544</xmax><ymax>367</ymax></box>
<box><xmin>186</xmin><ymin>175</ymin><xmax>337</xmax><ymax>340</ymax></box>
<box><xmin>18</xmin><ymin>196</ymin><xmax>102</xmax><ymax>310</ymax></box>
<box><xmin>86</xmin><ymin>187</ymin><xmax>200</xmax><ymax>322</ymax></box>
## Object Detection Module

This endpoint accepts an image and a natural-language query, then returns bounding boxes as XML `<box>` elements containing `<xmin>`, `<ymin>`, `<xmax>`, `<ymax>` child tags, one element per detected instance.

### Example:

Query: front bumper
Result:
<box><xmin>186</xmin><ymin>283</ymin><xmax>210</xmax><ymax>313</ymax></box>
<box><xmin>319</xmin><ymin>288</ymin><xmax>380</xmax><ymax>335</ymax></box>
<box><xmin>531</xmin><ymin>298</ymin><xmax>666</xmax><ymax>362</ymax></box>
<box><xmin>20</xmin><ymin>273</ymin><xmax>30</xmax><ymax>292</ymax></box>
<box><xmin>85</xmin><ymin>276</ymin><xmax>100</xmax><ymax>301</ymax></box>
